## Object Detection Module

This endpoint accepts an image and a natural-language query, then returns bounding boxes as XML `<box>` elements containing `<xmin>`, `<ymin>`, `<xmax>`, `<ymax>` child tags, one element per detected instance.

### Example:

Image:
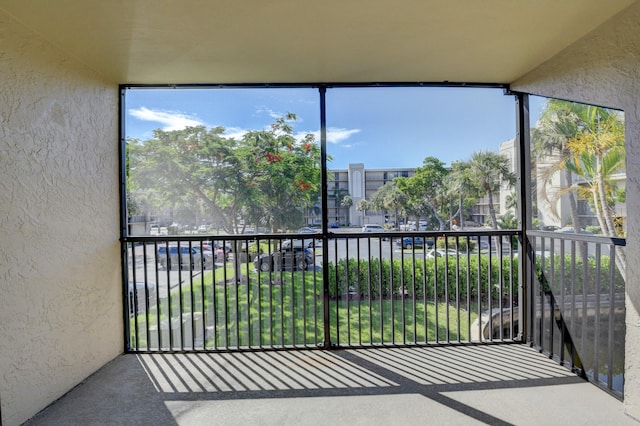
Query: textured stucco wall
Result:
<box><xmin>512</xmin><ymin>1</ymin><xmax>640</xmax><ymax>420</ymax></box>
<box><xmin>0</xmin><ymin>11</ymin><xmax>122</xmax><ymax>426</ymax></box>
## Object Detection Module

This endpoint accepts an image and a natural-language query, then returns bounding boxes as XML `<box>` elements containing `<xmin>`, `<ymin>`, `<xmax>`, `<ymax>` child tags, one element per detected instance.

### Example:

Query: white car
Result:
<box><xmin>362</xmin><ymin>224</ymin><xmax>385</xmax><ymax>232</ymax></box>
<box><xmin>426</xmin><ymin>248</ymin><xmax>460</xmax><ymax>259</ymax></box>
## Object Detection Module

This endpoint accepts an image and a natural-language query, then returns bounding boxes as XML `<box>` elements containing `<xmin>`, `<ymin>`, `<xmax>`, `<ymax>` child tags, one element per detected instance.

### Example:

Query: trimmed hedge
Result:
<box><xmin>534</xmin><ymin>252</ymin><xmax>624</xmax><ymax>294</ymax></box>
<box><xmin>327</xmin><ymin>255</ymin><xmax>518</xmax><ymax>301</ymax></box>
<box><xmin>326</xmin><ymin>252</ymin><xmax>624</xmax><ymax>302</ymax></box>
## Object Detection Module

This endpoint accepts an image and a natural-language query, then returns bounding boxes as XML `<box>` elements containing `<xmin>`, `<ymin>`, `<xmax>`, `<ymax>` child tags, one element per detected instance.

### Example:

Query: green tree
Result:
<box><xmin>504</xmin><ymin>192</ymin><xmax>518</xmax><ymax>211</ymax></box>
<box><xmin>444</xmin><ymin>160</ymin><xmax>480</xmax><ymax>229</ymax></box>
<box><xmin>341</xmin><ymin>194</ymin><xmax>353</xmax><ymax>226</ymax></box>
<box><xmin>395</xmin><ymin>157</ymin><xmax>449</xmax><ymax>230</ymax></box>
<box><xmin>564</xmin><ymin>107</ymin><xmax>626</xmax><ymax>278</ymax></box>
<box><xmin>329</xmin><ymin>187</ymin><xmax>350</xmax><ymax>226</ymax></box>
<box><xmin>533</xmin><ymin>99</ymin><xmax>626</xmax><ymax>280</ymax></box>
<box><xmin>128</xmin><ymin>113</ymin><xmax>321</xmax><ymax>234</ymax></box>
<box><xmin>356</xmin><ymin>199</ymin><xmax>371</xmax><ymax>225</ymax></box>
<box><xmin>496</xmin><ymin>211</ymin><xmax>518</xmax><ymax>229</ymax></box>
<box><xmin>128</xmin><ymin>125</ymin><xmax>239</xmax><ymax>231</ymax></box>
<box><xmin>533</xmin><ymin>99</ymin><xmax>585</xmax><ymax>231</ymax></box>
<box><xmin>466</xmin><ymin>151</ymin><xmax>516</xmax><ymax>230</ymax></box>
<box><xmin>369</xmin><ymin>182</ymin><xmax>408</xmax><ymax>229</ymax></box>
<box><xmin>239</xmin><ymin>115</ymin><xmax>321</xmax><ymax>232</ymax></box>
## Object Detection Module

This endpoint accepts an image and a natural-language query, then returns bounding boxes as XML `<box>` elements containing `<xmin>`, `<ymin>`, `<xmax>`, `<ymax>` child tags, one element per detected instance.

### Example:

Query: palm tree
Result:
<box><xmin>467</xmin><ymin>151</ymin><xmax>516</xmax><ymax>230</ymax></box>
<box><xmin>369</xmin><ymin>182</ymin><xmax>407</xmax><ymax>230</ymax></box>
<box><xmin>567</xmin><ymin>105</ymin><xmax>624</xmax><ymax>234</ymax></box>
<box><xmin>532</xmin><ymin>99</ymin><xmax>585</xmax><ymax>231</ymax></box>
<box><xmin>445</xmin><ymin>160</ymin><xmax>479</xmax><ymax>229</ymax></box>
<box><xmin>533</xmin><ymin>99</ymin><xmax>626</xmax><ymax>280</ymax></box>
<box><xmin>330</xmin><ymin>187</ymin><xmax>349</xmax><ymax>226</ymax></box>
<box><xmin>341</xmin><ymin>195</ymin><xmax>353</xmax><ymax>226</ymax></box>
<box><xmin>564</xmin><ymin>106</ymin><xmax>626</xmax><ymax>278</ymax></box>
<box><xmin>356</xmin><ymin>199</ymin><xmax>371</xmax><ymax>225</ymax></box>
<box><xmin>496</xmin><ymin>211</ymin><xmax>519</xmax><ymax>230</ymax></box>
<box><xmin>504</xmin><ymin>192</ymin><xmax>518</xmax><ymax>211</ymax></box>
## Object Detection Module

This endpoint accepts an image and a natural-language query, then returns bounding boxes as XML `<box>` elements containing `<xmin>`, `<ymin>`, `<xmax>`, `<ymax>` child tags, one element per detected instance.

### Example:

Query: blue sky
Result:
<box><xmin>125</xmin><ymin>87</ymin><xmax>546</xmax><ymax>169</ymax></box>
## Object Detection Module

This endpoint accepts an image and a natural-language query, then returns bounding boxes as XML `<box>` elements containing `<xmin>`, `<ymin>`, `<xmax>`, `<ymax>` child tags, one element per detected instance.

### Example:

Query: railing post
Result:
<box><xmin>119</xmin><ymin>86</ymin><xmax>133</xmax><ymax>352</ymax></box>
<box><xmin>319</xmin><ymin>85</ymin><xmax>332</xmax><ymax>349</ymax></box>
<box><xmin>514</xmin><ymin>91</ymin><xmax>531</xmax><ymax>343</ymax></box>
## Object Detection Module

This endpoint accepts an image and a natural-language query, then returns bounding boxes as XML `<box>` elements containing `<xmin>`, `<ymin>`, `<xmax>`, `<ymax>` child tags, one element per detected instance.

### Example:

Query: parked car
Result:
<box><xmin>128</xmin><ymin>281</ymin><xmax>156</xmax><ymax>316</ymax></box>
<box><xmin>198</xmin><ymin>224</ymin><xmax>211</xmax><ymax>233</ymax></box>
<box><xmin>397</xmin><ymin>236</ymin><xmax>421</xmax><ymax>249</ymax></box>
<box><xmin>426</xmin><ymin>248</ymin><xmax>460</xmax><ymax>259</ymax></box>
<box><xmin>401</xmin><ymin>221</ymin><xmax>428</xmax><ymax>231</ymax></box>
<box><xmin>362</xmin><ymin>224</ymin><xmax>390</xmax><ymax>240</ymax></box>
<box><xmin>210</xmin><ymin>240</ymin><xmax>233</xmax><ymax>253</ymax></box>
<box><xmin>297</xmin><ymin>227</ymin><xmax>317</xmax><ymax>234</ymax></box>
<box><xmin>254</xmin><ymin>243</ymin><xmax>314</xmax><ymax>272</ymax></box>
<box><xmin>395</xmin><ymin>236</ymin><xmax>434</xmax><ymax>249</ymax></box>
<box><xmin>282</xmin><ymin>237</ymin><xmax>319</xmax><ymax>249</ymax></box>
<box><xmin>362</xmin><ymin>224</ymin><xmax>385</xmax><ymax>232</ymax></box>
<box><xmin>157</xmin><ymin>245</ymin><xmax>213</xmax><ymax>270</ymax></box>
<box><xmin>202</xmin><ymin>243</ymin><xmax>229</xmax><ymax>262</ymax></box>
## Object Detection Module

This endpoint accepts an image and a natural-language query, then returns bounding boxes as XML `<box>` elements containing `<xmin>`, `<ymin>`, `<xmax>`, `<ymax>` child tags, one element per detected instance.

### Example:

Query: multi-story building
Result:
<box><xmin>321</xmin><ymin>160</ymin><xmax>505</xmax><ymax>229</ymax></box>
<box><xmin>499</xmin><ymin>138</ymin><xmax>627</xmax><ymax>233</ymax></box>
<box><xmin>310</xmin><ymin>163</ymin><xmax>416</xmax><ymax>228</ymax></box>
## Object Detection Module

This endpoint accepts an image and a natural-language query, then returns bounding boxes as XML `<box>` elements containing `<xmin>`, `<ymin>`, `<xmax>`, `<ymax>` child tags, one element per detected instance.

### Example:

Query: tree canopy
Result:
<box><xmin>395</xmin><ymin>156</ymin><xmax>449</xmax><ymax>230</ymax></box>
<box><xmin>128</xmin><ymin>113</ymin><xmax>321</xmax><ymax>233</ymax></box>
<box><xmin>533</xmin><ymin>99</ymin><xmax>626</xmax><ymax>280</ymax></box>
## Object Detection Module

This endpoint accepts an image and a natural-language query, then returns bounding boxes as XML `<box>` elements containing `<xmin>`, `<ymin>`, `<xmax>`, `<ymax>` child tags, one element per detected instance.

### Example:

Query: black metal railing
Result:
<box><xmin>123</xmin><ymin>229</ymin><xmax>521</xmax><ymax>352</ymax></box>
<box><xmin>526</xmin><ymin>230</ymin><xmax>626</xmax><ymax>398</ymax></box>
<box><xmin>325</xmin><ymin>230</ymin><xmax>520</xmax><ymax>347</ymax></box>
<box><xmin>123</xmin><ymin>228</ymin><xmax>627</xmax><ymax>396</ymax></box>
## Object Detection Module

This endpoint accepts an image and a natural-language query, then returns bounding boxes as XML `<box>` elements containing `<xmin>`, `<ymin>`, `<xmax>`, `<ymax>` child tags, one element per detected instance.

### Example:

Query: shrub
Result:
<box><xmin>585</xmin><ymin>225</ymin><xmax>602</xmax><ymax>235</ymax></box>
<box><xmin>327</xmin><ymin>254</ymin><xmax>518</xmax><ymax>302</ymax></box>
<box><xmin>435</xmin><ymin>236</ymin><xmax>470</xmax><ymax>252</ymax></box>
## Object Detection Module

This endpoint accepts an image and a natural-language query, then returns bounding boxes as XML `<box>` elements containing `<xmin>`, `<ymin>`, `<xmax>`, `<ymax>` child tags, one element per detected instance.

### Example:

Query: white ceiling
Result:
<box><xmin>0</xmin><ymin>0</ymin><xmax>635</xmax><ymax>85</ymax></box>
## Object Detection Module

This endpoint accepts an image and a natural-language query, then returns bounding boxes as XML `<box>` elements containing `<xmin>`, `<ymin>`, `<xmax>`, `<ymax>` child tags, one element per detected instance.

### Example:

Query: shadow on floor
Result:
<box><xmin>25</xmin><ymin>344</ymin><xmax>632</xmax><ymax>425</ymax></box>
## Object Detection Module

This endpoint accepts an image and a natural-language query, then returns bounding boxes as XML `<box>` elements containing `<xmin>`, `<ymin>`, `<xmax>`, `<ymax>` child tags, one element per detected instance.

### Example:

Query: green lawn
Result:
<box><xmin>129</xmin><ymin>262</ymin><xmax>478</xmax><ymax>350</ymax></box>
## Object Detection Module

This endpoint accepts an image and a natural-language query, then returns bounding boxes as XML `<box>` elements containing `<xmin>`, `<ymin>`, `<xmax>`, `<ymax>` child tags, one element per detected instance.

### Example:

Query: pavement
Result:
<box><xmin>25</xmin><ymin>344</ymin><xmax>637</xmax><ymax>426</ymax></box>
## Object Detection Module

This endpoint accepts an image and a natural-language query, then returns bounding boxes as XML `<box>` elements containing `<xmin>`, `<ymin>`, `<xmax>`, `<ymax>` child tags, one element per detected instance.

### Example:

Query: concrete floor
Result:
<box><xmin>25</xmin><ymin>344</ymin><xmax>636</xmax><ymax>425</ymax></box>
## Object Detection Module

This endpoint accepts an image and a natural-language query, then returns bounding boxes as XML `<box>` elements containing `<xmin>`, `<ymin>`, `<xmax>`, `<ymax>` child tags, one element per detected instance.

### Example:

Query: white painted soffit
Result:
<box><xmin>0</xmin><ymin>0</ymin><xmax>635</xmax><ymax>84</ymax></box>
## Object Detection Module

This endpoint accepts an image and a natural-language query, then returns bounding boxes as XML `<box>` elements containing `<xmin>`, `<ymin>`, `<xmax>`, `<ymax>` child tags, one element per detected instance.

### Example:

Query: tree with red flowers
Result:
<box><xmin>127</xmin><ymin>113</ymin><xmax>321</xmax><ymax>234</ymax></box>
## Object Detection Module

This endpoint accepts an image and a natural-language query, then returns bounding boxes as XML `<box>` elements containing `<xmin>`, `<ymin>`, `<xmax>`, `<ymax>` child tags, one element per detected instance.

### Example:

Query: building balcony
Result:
<box><xmin>22</xmin><ymin>228</ymin><xmax>625</xmax><ymax>425</ymax></box>
<box><xmin>26</xmin><ymin>344</ymin><xmax>632</xmax><ymax>425</ymax></box>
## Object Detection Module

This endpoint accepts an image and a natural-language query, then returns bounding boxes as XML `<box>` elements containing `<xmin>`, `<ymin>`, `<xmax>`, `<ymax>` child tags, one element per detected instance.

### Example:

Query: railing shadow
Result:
<box><xmin>132</xmin><ymin>345</ymin><xmax>584</xmax><ymax>425</ymax></box>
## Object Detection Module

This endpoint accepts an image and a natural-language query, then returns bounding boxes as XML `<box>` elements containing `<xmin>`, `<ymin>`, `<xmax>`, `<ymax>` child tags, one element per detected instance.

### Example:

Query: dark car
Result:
<box><xmin>283</xmin><ymin>236</ymin><xmax>321</xmax><ymax>249</ymax></box>
<box><xmin>157</xmin><ymin>245</ymin><xmax>212</xmax><ymax>270</ymax></box>
<box><xmin>204</xmin><ymin>241</ymin><xmax>231</xmax><ymax>261</ymax></box>
<box><xmin>395</xmin><ymin>236</ymin><xmax>434</xmax><ymax>249</ymax></box>
<box><xmin>254</xmin><ymin>243</ymin><xmax>314</xmax><ymax>272</ymax></box>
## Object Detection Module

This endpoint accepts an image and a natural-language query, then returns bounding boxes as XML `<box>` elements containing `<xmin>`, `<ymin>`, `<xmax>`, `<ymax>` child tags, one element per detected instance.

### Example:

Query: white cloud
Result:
<box><xmin>128</xmin><ymin>107</ymin><xmax>360</xmax><ymax>146</ymax></box>
<box><xmin>256</xmin><ymin>106</ymin><xmax>283</xmax><ymax>120</ymax></box>
<box><xmin>302</xmin><ymin>127</ymin><xmax>361</xmax><ymax>144</ymax></box>
<box><xmin>128</xmin><ymin>107</ymin><xmax>204</xmax><ymax>131</ymax></box>
<box><xmin>223</xmin><ymin>126</ymin><xmax>249</xmax><ymax>140</ymax></box>
<box><xmin>327</xmin><ymin>127</ymin><xmax>361</xmax><ymax>144</ymax></box>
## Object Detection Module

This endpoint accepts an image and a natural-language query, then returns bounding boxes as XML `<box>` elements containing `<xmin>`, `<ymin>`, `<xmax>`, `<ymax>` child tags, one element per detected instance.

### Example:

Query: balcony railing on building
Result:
<box><xmin>123</xmin><ymin>228</ymin><xmax>625</xmax><ymax>397</ymax></box>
